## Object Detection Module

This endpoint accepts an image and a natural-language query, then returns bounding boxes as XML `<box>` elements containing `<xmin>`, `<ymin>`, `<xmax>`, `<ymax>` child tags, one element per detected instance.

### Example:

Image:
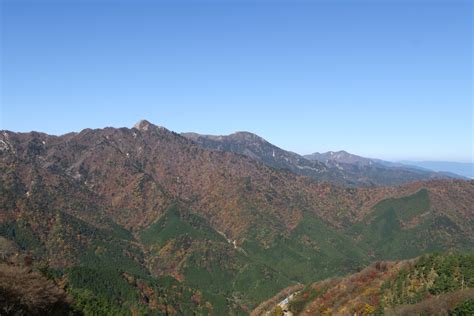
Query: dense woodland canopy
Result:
<box><xmin>0</xmin><ymin>124</ymin><xmax>473</xmax><ymax>315</ymax></box>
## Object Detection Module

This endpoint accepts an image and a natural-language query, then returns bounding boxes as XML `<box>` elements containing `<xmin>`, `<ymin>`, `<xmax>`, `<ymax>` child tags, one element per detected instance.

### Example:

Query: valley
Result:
<box><xmin>1</xmin><ymin>121</ymin><xmax>472</xmax><ymax>315</ymax></box>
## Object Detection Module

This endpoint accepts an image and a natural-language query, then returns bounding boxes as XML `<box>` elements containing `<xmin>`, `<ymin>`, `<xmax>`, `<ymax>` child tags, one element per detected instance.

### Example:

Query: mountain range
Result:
<box><xmin>398</xmin><ymin>160</ymin><xmax>473</xmax><ymax>179</ymax></box>
<box><xmin>182</xmin><ymin>131</ymin><xmax>461</xmax><ymax>187</ymax></box>
<box><xmin>1</xmin><ymin>120</ymin><xmax>473</xmax><ymax>315</ymax></box>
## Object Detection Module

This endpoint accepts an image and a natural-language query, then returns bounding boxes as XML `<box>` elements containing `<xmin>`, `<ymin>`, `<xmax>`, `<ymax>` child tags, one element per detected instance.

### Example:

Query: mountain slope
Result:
<box><xmin>0</xmin><ymin>262</ymin><xmax>74</xmax><ymax>315</ymax></box>
<box><xmin>1</xmin><ymin>121</ymin><xmax>473</xmax><ymax>314</ymax></box>
<box><xmin>305</xmin><ymin>150</ymin><xmax>378</xmax><ymax>167</ymax></box>
<box><xmin>305</xmin><ymin>150</ymin><xmax>458</xmax><ymax>186</ymax></box>
<box><xmin>183</xmin><ymin>132</ymin><xmax>454</xmax><ymax>186</ymax></box>
<box><xmin>181</xmin><ymin>131</ymin><xmax>345</xmax><ymax>184</ymax></box>
<box><xmin>257</xmin><ymin>253</ymin><xmax>474</xmax><ymax>316</ymax></box>
<box><xmin>351</xmin><ymin>186</ymin><xmax>474</xmax><ymax>259</ymax></box>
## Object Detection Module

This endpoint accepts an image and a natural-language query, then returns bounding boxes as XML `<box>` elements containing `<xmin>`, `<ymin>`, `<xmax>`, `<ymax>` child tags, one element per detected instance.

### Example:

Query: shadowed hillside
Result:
<box><xmin>0</xmin><ymin>262</ymin><xmax>74</xmax><ymax>315</ymax></box>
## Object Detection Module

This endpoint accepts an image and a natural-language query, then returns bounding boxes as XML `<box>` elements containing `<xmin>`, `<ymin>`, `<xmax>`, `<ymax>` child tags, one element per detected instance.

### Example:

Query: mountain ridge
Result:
<box><xmin>398</xmin><ymin>160</ymin><xmax>473</xmax><ymax>179</ymax></box>
<box><xmin>306</xmin><ymin>150</ymin><xmax>469</xmax><ymax>179</ymax></box>
<box><xmin>1</xmin><ymin>120</ymin><xmax>473</xmax><ymax>314</ymax></box>
<box><xmin>182</xmin><ymin>130</ymin><xmax>457</xmax><ymax>186</ymax></box>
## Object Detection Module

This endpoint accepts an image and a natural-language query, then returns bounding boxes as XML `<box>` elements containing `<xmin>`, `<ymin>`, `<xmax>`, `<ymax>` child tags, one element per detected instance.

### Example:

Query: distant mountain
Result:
<box><xmin>1</xmin><ymin>120</ymin><xmax>473</xmax><ymax>314</ymax></box>
<box><xmin>304</xmin><ymin>150</ymin><xmax>378</xmax><ymax>167</ymax></box>
<box><xmin>305</xmin><ymin>151</ymin><xmax>470</xmax><ymax>180</ymax></box>
<box><xmin>183</xmin><ymin>133</ymin><xmax>456</xmax><ymax>186</ymax></box>
<box><xmin>181</xmin><ymin>131</ymin><xmax>349</xmax><ymax>184</ymax></box>
<box><xmin>398</xmin><ymin>160</ymin><xmax>473</xmax><ymax>179</ymax></box>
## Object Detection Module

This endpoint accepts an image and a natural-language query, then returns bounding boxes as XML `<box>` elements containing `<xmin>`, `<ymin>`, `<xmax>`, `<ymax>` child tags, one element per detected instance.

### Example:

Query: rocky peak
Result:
<box><xmin>133</xmin><ymin>120</ymin><xmax>169</xmax><ymax>133</ymax></box>
<box><xmin>133</xmin><ymin>120</ymin><xmax>154</xmax><ymax>131</ymax></box>
<box><xmin>229</xmin><ymin>131</ymin><xmax>265</xmax><ymax>143</ymax></box>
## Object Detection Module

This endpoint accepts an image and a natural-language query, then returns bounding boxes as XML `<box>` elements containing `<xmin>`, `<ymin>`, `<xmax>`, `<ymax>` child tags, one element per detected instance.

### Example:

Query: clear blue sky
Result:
<box><xmin>1</xmin><ymin>0</ymin><xmax>472</xmax><ymax>161</ymax></box>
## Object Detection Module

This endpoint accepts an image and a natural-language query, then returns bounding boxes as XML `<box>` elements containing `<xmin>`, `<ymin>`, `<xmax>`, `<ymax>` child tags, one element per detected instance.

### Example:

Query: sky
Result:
<box><xmin>1</xmin><ymin>0</ymin><xmax>472</xmax><ymax>161</ymax></box>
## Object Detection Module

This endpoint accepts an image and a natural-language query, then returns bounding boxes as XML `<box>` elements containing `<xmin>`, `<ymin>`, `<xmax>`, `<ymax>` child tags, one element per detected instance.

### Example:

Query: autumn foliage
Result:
<box><xmin>262</xmin><ymin>253</ymin><xmax>474</xmax><ymax>316</ymax></box>
<box><xmin>0</xmin><ymin>263</ymin><xmax>73</xmax><ymax>315</ymax></box>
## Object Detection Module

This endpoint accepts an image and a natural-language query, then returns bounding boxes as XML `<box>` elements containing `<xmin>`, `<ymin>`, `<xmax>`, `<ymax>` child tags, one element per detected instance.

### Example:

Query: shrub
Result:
<box><xmin>273</xmin><ymin>305</ymin><xmax>284</xmax><ymax>316</ymax></box>
<box><xmin>0</xmin><ymin>263</ymin><xmax>73</xmax><ymax>315</ymax></box>
<box><xmin>452</xmin><ymin>299</ymin><xmax>474</xmax><ymax>316</ymax></box>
